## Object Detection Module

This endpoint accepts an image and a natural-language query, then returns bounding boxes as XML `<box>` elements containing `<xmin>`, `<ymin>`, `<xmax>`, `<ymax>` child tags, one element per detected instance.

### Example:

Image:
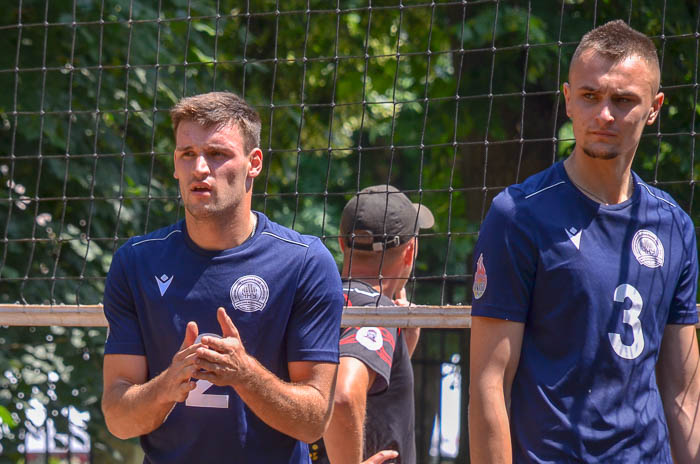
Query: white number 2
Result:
<box><xmin>185</xmin><ymin>333</ymin><xmax>229</xmax><ymax>408</ymax></box>
<box><xmin>608</xmin><ymin>284</ymin><xmax>645</xmax><ymax>360</ymax></box>
<box><xmin>186</xmin><ymin>379</ymin><xmax>229</xmax><ymax>408</ymax></box>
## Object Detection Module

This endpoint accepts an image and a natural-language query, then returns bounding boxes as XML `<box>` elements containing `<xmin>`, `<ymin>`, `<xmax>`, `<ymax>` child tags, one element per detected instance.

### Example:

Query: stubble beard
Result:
<box><xmin>582</xmin><ymin>145</ymin><xmax>619</xmax><ymax>160</ymax></box>
<box><xmin>184</xmin><ymin>192</ymin><xmax>241</xmax><ymax>220</ymax></box>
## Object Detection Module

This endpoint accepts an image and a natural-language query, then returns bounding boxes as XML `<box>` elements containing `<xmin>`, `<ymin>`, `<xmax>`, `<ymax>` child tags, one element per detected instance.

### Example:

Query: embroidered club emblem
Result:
<box><xmin>230</xmin><ymin>275</ymin><xmax>269</xmax><ymax>312</ymax></box>
<box><xmin>155</xmin><ymin>274</ymin><xmax>174</xmax><ymax>296</ymax></box>
<box><xmin>632</xmin><ymin>229</ymin><xmax>664</xmax><ymax>268</ymax></box>
<box><xmin>473</xmin><ymin>253</ymin><xmax>487</xmax><ymax>299</ymax></box>
<box><xmin>356</xmin><ymin>327</ymin><xmax>383</xmax><ymax>351</ymax></box>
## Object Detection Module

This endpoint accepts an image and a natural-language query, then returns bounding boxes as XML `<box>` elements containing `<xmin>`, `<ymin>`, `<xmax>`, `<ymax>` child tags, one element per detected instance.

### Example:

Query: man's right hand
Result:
<box><xmin>103</xmin><ymin>320</ymin><xmax>205</xmax><ymax>439</ymax></box>
<box><xmin>362</xmin><ymin>450</ymin><xmax>399</xmax><ymax>464</ymax></box>
<box><xmin>158</xmin><ymin>321</ymin><xmax>202</xmax><ymax>403</ymax></box>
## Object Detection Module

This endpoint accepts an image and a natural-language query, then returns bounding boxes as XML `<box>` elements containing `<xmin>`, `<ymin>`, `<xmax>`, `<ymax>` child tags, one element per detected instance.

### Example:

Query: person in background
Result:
<box><xmin>312</xmin><ymin>185</ymin><xmax>434</xmax><ymax>464</ymax></box>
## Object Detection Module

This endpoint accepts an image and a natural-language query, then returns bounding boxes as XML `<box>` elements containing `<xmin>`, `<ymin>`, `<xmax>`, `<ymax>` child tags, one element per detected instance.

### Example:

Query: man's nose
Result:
<box><xmin>193</xmin><ymin>154</ymin><xmax>211</xmax><ymax>177</ymax></box>
<box><xmin>595</xmin><ymin>102</ymin><xmax>614</xmax><ymax>125</ymax></box>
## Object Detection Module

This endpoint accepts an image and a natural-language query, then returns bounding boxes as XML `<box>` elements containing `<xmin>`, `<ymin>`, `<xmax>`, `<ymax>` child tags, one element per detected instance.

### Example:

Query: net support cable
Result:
<box><xmin>1</xmin><ymin>304</ymin><xmax>700</xmax><ymax>329</ymax></box>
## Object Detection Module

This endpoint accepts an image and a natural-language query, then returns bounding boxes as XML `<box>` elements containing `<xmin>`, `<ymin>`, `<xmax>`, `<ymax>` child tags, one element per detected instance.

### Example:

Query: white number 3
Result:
<box><xmin>608</xmin><ymin>284</ymin><xmax>645</xmax><ymax>360</ymax></box>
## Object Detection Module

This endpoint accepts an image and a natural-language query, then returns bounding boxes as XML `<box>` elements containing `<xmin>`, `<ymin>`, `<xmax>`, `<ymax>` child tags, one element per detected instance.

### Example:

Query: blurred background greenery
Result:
<box><xmin>1</xmin><ymin>0</ymin><xmax>699</xmax><ymax>462</ymax></box>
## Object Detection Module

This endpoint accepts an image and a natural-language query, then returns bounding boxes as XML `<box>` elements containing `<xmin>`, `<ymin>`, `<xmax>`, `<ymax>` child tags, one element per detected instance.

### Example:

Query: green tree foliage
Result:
<box><xmin>0</xmin><ymin>0</ymin><xmax>698</xmax><ymax>462</ymax></box>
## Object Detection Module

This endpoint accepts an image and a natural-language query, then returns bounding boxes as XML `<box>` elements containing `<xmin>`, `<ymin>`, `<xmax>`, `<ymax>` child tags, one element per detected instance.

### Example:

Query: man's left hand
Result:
<box><xmin>393</xmin><ymin>287</ymin><xmax>409</xmax><ymax>306</ymax></box>
<box><xmin>362</xmin><ymin>450</ymin><xmax>399</xmax><ymax>464</ymax></box>
<box><xmin>192</xmin><ymin>307</ymin><xmax>251</xmax><ymax>387</ymax></box>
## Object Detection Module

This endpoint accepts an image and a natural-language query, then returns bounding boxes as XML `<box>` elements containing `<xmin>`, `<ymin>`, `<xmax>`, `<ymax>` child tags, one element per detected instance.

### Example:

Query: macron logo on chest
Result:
<box><xmin>155</xmin><ymin>274</ymin><xmax>174</xmax><ymax>296</ymax></box>
<box><xmin>565</xmin><ymin>227</ymin><xmax>582</xmax><ymax>250</ymax></box>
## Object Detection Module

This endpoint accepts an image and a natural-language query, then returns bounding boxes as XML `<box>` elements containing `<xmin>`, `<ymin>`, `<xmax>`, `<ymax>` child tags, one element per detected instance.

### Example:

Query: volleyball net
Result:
<box><xmin>1</xmin><ymin>1</ymin><xmax>699</xmax><ymax>328</ymax></box>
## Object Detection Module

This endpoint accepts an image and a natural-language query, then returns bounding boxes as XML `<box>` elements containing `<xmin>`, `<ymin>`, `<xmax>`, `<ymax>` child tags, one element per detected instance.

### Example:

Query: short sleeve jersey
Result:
<box><xmin>103</xmin><ymin>212</ymin><xmax>344</xmax><ymax>464</ymax></box>
<box><xmin>310</xmin><ymin>280</ymin><xmax>416</xmax><ymax>464</ymax></box>
<box><xmin>471</xmin><ymin>161</ymin><xmax>698</xmax><ymax>463</ymax></box>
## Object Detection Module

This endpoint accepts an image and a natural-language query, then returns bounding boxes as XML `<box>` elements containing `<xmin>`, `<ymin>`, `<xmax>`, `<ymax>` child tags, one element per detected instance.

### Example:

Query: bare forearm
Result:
<box><xmin>664</xmin><ymin>393</ymin><xmax>700</xmax><ymax>464</ymax></box>
<box><xmin>403</xmin><ymin>327</ymin><xmax>420</xmax><ymax>357</ymax></box>
<box><xmin>469</xmin><ymin>388</ymin><xmax>513</xmax><ymax>464</ymax></box>
<box><xmin>660</xmin><ymin>362</ymin><xmax>700</xmax><ymax>464</ymax></box>
<box><xmin>323</xmin><ymin>393</ymin><xmax>366</xmax><ymax>464</ymax></box>
<box><xmin>234</xmin><ymin>357</ymin><xmax>332</xmax><ymax>443</ymax></box>
<box><xmin>664</xmin><ymin>346</ymin><xmax>700</xmax><ymax>463</ymax></box>
<box><xmin>657</xmin><ymin>325</ymin><xmax>700</xmax><ymax>464</ymax></box>
<box><xmin>102</xmin><ymin>374</ymin><xmax>175</xmax><ymax>439</ymax></box>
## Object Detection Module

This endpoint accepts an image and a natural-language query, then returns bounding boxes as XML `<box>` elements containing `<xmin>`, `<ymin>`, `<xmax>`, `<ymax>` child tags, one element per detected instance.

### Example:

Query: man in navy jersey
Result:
<box><xmin>469</xmin><ymin>20</ymin><xmax>700</xmax><ymax>463</ymax></box>
<box><xmin>311</xmin><ymin>185</ymin><xmax>433</xmax><ymax>464</ymax></box>
<box><xmin>101</xmin><ymin>92</ymin><xmax>344</xmax><ymax>463</ymax></box>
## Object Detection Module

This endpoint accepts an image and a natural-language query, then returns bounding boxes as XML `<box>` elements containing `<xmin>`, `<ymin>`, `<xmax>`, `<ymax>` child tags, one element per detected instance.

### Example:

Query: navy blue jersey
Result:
<box><xmin>103</xmin><ymin>212</ymin><xmax>344</xmax><ymax>464</ymax></box>
<box><xmin>472</xmin><ymin>161</ymin><xmax>698</xmax><ymax>463</ymax></box>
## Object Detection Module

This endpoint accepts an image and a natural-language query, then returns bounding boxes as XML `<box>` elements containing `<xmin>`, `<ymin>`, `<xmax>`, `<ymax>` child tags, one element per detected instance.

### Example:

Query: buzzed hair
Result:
<box><xmin>170</xmin><ymin>91</ymin><xmax>261</xmax><ymax>154</ymax></box>
<box><xmin>571</xmin><ymin>20</ymin><xmax>660</xmax><ymax>91</ymax></box>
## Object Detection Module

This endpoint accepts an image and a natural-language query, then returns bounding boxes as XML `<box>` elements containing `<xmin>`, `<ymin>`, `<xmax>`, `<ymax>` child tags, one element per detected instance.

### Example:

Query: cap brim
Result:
<box><xmin>413</xmin><ymin>203</ymin><xmax>434</xmax><ymax>229</ymax></box>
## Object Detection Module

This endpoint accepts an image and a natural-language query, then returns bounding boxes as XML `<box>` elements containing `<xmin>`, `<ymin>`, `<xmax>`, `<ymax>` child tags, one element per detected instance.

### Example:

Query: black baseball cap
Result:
<box><xmin>340</xmin><ymin>185</ymin><xmax>435</xmax><ymax>251</ymax></box>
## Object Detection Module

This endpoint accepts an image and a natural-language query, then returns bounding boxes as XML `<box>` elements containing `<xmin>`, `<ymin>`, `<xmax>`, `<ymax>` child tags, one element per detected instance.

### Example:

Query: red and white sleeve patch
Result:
<box><xmin>473</xmin><ymin>253</ymin><xmax>487</xmax><ymax>299</ymax></box>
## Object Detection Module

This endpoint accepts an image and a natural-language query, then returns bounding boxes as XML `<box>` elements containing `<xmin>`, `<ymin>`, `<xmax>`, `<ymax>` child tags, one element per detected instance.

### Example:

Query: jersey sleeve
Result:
<box><xmin>339</xmin><ymin>326</ymin><xmax>398</xmax><ymax>394</ymax></box>
<box><xmin>668</xmin><ymin>214</ymin><xmax>699</xmax><ymax>324</ymax></box>
<box><xmin>471</xmin><ymin>190</ymin><xmax>538</xmax><ymax>323</ymax></box>
<box><xmin>103</xmin><ymin>243</ymin><xmax>146</xmax><ymax>355</ymax></box>
<box><xmin>287</xmin><ymin>238</ymin><xmax>344</xmax><ymax>363</ymax></box>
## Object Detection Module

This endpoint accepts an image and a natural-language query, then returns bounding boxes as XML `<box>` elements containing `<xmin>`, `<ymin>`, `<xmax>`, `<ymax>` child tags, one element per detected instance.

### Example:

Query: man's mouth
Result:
<box><xmin>190</xmin><ymin>184</ymin><xmax>212</xmax><ymax>195</ymax></box>
<box><xmin>191</xmin><ymin>183</ymin><xmax>211</xmax><ymax>191</ymax></box>
<box><xmin>589</xmin><ymin>130</ymin><xmax>616</xmax><ymax>137</ymax></box>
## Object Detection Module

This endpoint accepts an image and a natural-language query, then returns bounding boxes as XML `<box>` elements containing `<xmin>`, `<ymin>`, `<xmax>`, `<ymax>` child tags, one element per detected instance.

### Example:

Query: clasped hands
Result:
<box><xmin>159</xmin><ymin>308</ymin><xmax>401</xmax><ymax>464</ymax></box>
<box><xmin>161</xmin><ymin>307</ymin><xmax>250</xmax><ymax>404</ymax></box>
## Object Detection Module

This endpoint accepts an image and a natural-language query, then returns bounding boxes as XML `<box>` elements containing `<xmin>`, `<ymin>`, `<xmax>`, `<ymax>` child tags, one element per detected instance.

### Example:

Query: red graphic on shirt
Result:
<box><xmin>340</xmin><ymin>327</ymin><xmax>394</xmax><ymax>367</ymax></box>
<box><xmin>473</xmin><ymin>253</ymin><xmax>487</xmax><ymax>299</ymax></box>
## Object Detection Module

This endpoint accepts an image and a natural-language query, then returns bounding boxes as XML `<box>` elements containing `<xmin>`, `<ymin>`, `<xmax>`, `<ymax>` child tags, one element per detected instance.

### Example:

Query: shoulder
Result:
<box><xmin>343</xmin><ymin>280</ymin><xmax>394</xmax><ymax>307</ymax></box>
<box><xmin>256</xmin><ymin>214</ymin><xmax>339</xmax><ymax>289</ymax></box>
<box><xmin>257</xmin><ymin>213</ymin><xmax>335</xmax><ymax>263</ymax></box>
<box><xmin>636</xmin><ymin>178</ymin><xmax>685</xmax><ymax>213</ymax></box>
<box><xmin>113</xmin><ymin>221</ymin><xmax>185</xmax><ymax>263</ymax></box>
<box><xmin>490</xmin><ymin>163</ymin><xmax>567</xmax><ymax>217</ymax></box>
<box><xmin>257</xmin><ymin>213</ymin><xmax>318</xmax><ymax>250</ymax></box>
<box><xmin>635</xmin><ymin>178</ymin><xmax>694</xmax><ymax>232</ymax></box>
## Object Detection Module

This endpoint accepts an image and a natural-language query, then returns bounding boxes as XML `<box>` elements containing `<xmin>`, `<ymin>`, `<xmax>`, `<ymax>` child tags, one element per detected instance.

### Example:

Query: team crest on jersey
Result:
<box><xmin>230</xmin><ymin>275</ymin><xmax>269</xmax><ymax>312</ymax></box>
<box><xmin>631</xmin><ymin>229</ymin><xmax>664</xmax><ymax>268</ymax></box>
<box><xmin>473</xmin><ymin>254</ymin><xmax>487</xmax><ymax>299</ymax></box>
<box><xmin>356</xmin><ymin>327</ymin><xmax>383</xmax><ymax>351</ymax></box>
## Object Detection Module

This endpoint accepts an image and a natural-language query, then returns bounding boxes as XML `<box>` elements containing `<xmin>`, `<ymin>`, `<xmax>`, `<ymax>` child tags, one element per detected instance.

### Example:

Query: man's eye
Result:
<box><xmin>181</xmin><ymin>151</ymin><xmax>195</xmax><ymax>157</ymax></box>
<box><xmin>582</xmin><ymin>93</ymin><xmax>596</xmax><ymax>100</ymax></box>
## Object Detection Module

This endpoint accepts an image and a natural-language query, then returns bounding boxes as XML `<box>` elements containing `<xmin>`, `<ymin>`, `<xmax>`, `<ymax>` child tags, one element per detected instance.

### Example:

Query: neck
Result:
<box><xmin>341</xmin><ymin>264</ymin><xmax>402</xmax><ymax>299</ymax></box>
<box><xmin>185</xmin><ymin>207</ymin><xmax>256</xmax><ymax>250</ymax></box>
<box><xmin>564</xmin><ymin>151</ymin><xmax>635</xmax><ymax>205</ymax></box>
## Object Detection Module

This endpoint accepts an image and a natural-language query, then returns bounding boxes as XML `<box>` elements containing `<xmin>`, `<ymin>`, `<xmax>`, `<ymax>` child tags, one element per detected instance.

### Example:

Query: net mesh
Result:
<box><xmin>1</xmin><ymin>1</ymin><xmax>699</xmax><ymax>320</ymax></box>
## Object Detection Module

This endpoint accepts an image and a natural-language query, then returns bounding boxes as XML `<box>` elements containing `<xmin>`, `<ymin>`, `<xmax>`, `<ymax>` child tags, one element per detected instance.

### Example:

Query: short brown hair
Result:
<box><xmin>170</xmin><ymin>91</ymin><xmax>261</xmax><ymax>154</ymax></box>
<box><xmin>571</xmin><ymin>20</ymin><xmax>660</xmax><ymax>91</ymax></box>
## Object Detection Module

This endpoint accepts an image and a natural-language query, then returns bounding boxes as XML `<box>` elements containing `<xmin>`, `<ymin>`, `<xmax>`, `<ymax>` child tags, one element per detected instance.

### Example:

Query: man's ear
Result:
<box><xmin>646</xmin><ymin>92</ymin><xmax>664</xmax><ymax>125</ymax></box>
<box><xmin>338</xmin><ymin>236</ymin><xmax>346</xmax><ymax>254</ymax></box>
<box><xmin>403</xmin><ymin>238</ymin><xmax>416</xmax><ymax>266</ymax></box>
<box><xmin>563</xmin><ymin>82</ymin><xmax>572</xmax><ymax>119</ymax></box>
<box><xmin>248</xmin><ymin>148</ymin><xmax>263</xmax><ymax>178</ymax></box>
